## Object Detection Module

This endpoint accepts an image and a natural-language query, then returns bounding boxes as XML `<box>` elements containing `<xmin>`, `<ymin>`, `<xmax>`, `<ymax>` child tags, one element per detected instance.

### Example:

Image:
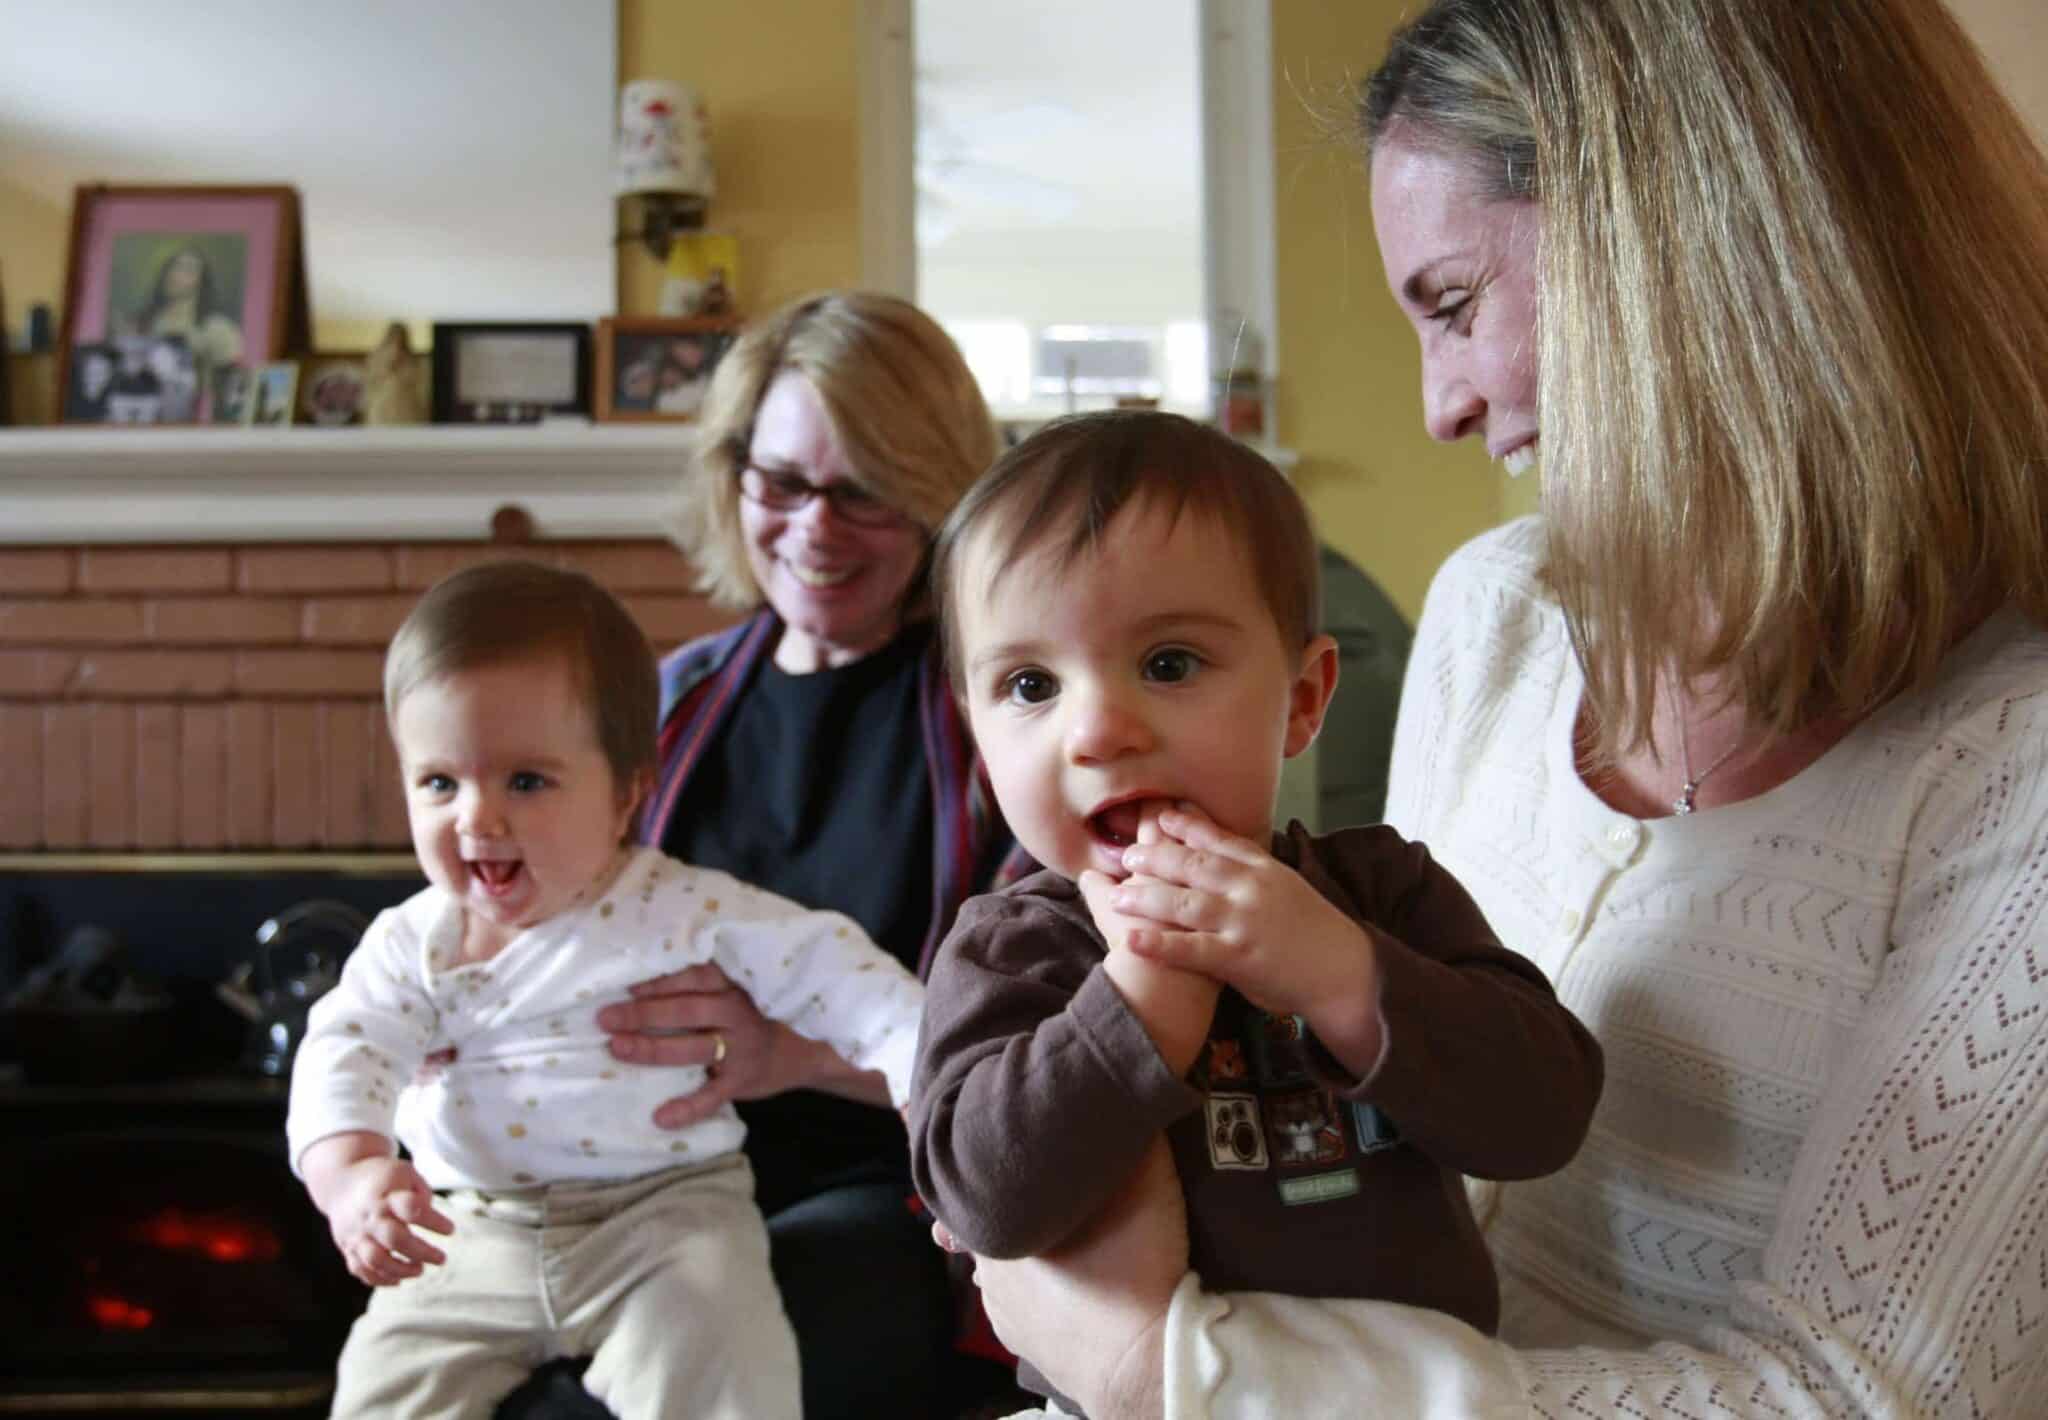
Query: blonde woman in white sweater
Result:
<box><xmin>956</xmin><ymin>1</ymin><xmax>2048</xmax><ymax>1416</ymax></box>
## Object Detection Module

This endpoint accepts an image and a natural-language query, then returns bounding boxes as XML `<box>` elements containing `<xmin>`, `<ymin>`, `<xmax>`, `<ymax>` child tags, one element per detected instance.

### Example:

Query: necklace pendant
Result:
<box><xmin>1673</xmin><ymin>783</ymin><xmax>1699</xmax><ymax>815</ymax></box>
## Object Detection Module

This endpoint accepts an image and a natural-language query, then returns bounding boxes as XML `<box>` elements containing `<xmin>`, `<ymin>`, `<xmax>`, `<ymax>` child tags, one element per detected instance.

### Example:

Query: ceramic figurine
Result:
<box><xmin>364</xmin><ymin>321</ymin><xmax>426</xmax><ymax>425</ymax></box>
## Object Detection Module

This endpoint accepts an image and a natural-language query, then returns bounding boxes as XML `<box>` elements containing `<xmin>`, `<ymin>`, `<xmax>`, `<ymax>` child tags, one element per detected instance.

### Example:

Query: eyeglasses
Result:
<box><xmin>738</xmin><ymin>465</ymin><xmax>908</xmax><ymax>528</ymax></box>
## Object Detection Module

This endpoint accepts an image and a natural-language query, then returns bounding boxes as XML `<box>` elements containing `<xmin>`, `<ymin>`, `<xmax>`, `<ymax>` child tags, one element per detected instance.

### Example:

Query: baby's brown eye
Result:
<box><xmin>1004</xmin><ymin>670</ymin><xmax>1056</xmax><ymax>705</ymax></box>
<box><xmin>1144</xmin><ymin>649</ymin><xmax>1198</xmax><ymax>683</ymax></box>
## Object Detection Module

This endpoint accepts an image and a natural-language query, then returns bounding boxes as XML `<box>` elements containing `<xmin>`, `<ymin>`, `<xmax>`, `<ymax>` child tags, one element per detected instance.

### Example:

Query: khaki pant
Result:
<box><xmin>328</xmin><ymin>1154</ymin><xmax>798</xmax><ymax>1420</ymax></box>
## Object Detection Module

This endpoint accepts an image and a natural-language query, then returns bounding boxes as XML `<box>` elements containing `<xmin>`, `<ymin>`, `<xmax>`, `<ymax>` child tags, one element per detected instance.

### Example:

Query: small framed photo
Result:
<box><xmin>298</xmin><ymin>352</ymin><xmax>369</xmax><ymax>427</ymax></box>
<box><xmin>65</xmin><ymin>334</ymin><xmax>203</xmax><ymax>425</ymax></box>
<box><xmin>246</xmin><ymin>360</ymin><xmax>300</xmax><ymax>427</ymax></box>
<box><xmin>56</xmin><ymin>184</ymin><xmax>305</xmax><ymax>426</ymax></box>
<box><xmin>594</xmin><ymin>316</ymin><xmax>738</xmax><ymax>423</ymax></box>
<box><xmin>658</xmin><ymin>232</ymin><xmax>740</xmax><ymax>318</ymax></box>
<box><xmin>207</xmin><ymin>363</ymin><xmax>255</xmax><ymax>424</ymax></box>
<box><xmin>430</xmin><ymin>321</ymin><xmax>591</xmax><ymax>424</ymax></box>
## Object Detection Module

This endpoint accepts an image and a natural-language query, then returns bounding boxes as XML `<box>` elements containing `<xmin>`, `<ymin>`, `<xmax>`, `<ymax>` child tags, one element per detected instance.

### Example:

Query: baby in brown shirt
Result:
<box><xmin>909</xmin><ymin>410</ymin><xmax>1603</xmax><ymax>1409</ymax></box>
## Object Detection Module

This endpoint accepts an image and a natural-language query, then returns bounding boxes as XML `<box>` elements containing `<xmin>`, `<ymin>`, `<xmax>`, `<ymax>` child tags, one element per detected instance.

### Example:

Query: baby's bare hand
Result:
<box><xmin>1113</xmin><ymin>803</ymin><xmax>1380</xmax><ymax>1032</ymax></box>
<box><xmin>326</xmin><ymin>1157</ymin><xmax>452</xmax><ymax>1287</ymax></box>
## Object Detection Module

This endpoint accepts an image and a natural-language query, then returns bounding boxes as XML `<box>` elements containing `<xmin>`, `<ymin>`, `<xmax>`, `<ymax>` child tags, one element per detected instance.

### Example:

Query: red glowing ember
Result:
<box><xmin>86</xmin><ymin>1294</ymin><xmax>155</xmax><ymax>1330</ymax></box>
<box><xmin>131</xmin><ymin>1207</ymin><xmax>282</xmax><ymax>1263</ymax></box>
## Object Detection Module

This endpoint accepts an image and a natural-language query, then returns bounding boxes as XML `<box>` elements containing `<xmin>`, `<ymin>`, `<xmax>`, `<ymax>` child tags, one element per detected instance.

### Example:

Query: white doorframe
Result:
<box><xmin>857</xmin><ymin>0</ymin><xmax>1277</xmax><ymax>387</ymax></box>
<box><xmin>1199</xmin><ymin>0</ymin><xmax>1279</xmax><ymax>385</ymax></box>
<box><xmin>857</xmin><ymin>0</ymin><xmax>918</xmax><ymax>298</ymax></box>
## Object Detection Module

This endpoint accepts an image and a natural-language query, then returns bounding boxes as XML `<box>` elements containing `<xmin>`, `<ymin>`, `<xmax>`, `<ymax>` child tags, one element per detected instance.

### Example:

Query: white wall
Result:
<box><xmin>0</xmin><ymin>0</ymin><xmax>615</xmax><ymax>347</ymax></box>
<box><xmin>1952</xmin><ymin>0</ymin><xmax>2048</xmax><ymax>141</ymax></box>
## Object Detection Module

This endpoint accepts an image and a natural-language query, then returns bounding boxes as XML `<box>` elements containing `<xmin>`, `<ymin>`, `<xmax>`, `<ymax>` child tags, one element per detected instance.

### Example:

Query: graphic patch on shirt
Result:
<box><xmin>1349</xmin><ymin>1100</ymin><xmax>1401</xmax><ymax>1154</ymax></box>
<box><xmin>1277</xmin><ymin>1167</ymin><xmax>1361</xmax><ymax>1206</ymax></box>
<box><xmin>1244</xmin><ymin>1011</ymin><xmax>1316</xmax><ymax>1087</ymax></box>
<box><xmin>1264</xmin><ymin>1087</ymin><xmax>1347</xmax><ymax>1167</ymax></box>
<box><xmin>1203</xmin><ymin>1037</ymin><xmax>1251</xmax><ymax>1086</ymax></box>
<box><xmin>1205</xmin><ymin>1093</ymin><xmax>1269</xmax><ymax>1170</ymax></box>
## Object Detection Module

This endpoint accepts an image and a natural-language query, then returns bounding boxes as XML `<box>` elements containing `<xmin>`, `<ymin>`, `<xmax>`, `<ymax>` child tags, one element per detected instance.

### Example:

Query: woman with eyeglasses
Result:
<box><xmin>598</xmin><ymin>290</ymin><xmax>1030</xmax><ymax>1420</ymax></box>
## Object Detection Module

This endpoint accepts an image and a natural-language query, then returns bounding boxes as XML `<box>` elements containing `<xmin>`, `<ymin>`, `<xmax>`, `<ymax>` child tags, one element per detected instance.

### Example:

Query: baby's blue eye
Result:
<box><xmin>1003</xmin><ymin>669</ymin><xmax>1057</xmax><ymax>705</ymax></box>
<box><xmin>422</xmin><ymin>773</ymin><xmax>455</xmax><ymax>794</ymax></box>
<box><xmin>1143</xmin><ymin>649</ymin><xmax>1199</xmax><ymax>683</ymax></box>
<box><xmin>509</xmin><ymin>771</ymin><xmax>547</xmax><ymax>793</ymax></box>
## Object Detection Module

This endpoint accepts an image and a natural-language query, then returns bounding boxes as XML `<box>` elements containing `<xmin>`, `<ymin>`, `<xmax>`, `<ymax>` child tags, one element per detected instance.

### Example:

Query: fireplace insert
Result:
<box><xmin>0</xmin><ymin>861</ymin><xmax>423</xmax><ymax>1417</ymax></box>
<box><xmin>0</xmin><ymin>1078</ymin><xmax>363</xmax><ymax>1416</ymax></box>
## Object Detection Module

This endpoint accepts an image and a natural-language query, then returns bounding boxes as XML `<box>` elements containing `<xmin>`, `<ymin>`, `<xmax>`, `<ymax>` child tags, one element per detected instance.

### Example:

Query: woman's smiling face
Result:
<box><xmin>1371</xmin><ymin>134</ymin><xmax>1543</xmax><ymax>475</ymax></box>
<box><xmin>740</xmin><ymin>371</ymin><xmax>929</xmax><ymax>672</ymax></box>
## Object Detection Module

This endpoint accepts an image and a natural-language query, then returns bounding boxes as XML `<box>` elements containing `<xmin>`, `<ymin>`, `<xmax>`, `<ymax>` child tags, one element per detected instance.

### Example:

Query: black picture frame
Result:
<box><xmin>429</xmin><ymin>321</ymin><xmax>592</xmax><ymax>424</ymax></box>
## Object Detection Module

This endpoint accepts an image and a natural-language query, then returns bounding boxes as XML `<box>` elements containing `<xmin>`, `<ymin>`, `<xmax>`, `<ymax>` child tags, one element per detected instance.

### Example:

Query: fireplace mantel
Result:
<box><xmin>0</xmin><ymin>424</ymin><xmax>690</xmax><ymax>544</ymax></box>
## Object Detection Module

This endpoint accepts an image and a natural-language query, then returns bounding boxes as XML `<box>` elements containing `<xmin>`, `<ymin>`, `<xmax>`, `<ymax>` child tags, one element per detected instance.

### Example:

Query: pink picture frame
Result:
<box><xmin>57</xmin><ymin>184</ymin><xmax>306</xmax><ymax>426</ymax></box>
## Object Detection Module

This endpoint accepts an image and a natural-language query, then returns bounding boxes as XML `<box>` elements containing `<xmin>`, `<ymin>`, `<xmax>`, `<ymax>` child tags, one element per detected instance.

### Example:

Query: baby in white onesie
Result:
<box><xmin>287</xmin><ymin>561</ymin><xmax>923</xmax><ymax>1420</ymax></box>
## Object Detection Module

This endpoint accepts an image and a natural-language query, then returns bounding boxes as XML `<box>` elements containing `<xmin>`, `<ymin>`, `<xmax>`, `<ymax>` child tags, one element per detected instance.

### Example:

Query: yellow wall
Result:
<box><xmin>3</xmin><ymin>4</ymin><xmax>1520</xmax><ymax>603</ymax></box>
<box><xmin>1</xmin><ymin>177</ymin><xmax>73</xmax><ymax>424</ymax></box>
<box><xmin>1268</xmin><ymin>2</ymin><xmax>1510</xmax><ymax>620</ymax></box>
<box><xmin>646</xmin><ymin>0</ymin><xmax>1518</xmax><ymax>621</ymax></box>
<box><xmin>615</xmin><ymin>0</ymin><xmax>865</xmax><ymax>317</ymax></box>
<box><xmin>0</xmin><ymin>177</ymin><xmax>68</xmax><ymax>332</ymax></box>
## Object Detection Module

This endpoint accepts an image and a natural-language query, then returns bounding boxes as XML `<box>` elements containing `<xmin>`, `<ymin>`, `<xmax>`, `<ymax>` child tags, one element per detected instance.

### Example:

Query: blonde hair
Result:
<box><xmin>384</xmin><ymin>561</ymin><xmax>658</xmax><ymax>793</ymax></box>
<box><xmin>671</xmin><ymin>290</ymin><xmax>999</xmax><ymax>610</ymax></box>
<box><xmin>1363</xmin><ymin>0</ymin><xmax>2048</xmax><ymax>753</ymax></box>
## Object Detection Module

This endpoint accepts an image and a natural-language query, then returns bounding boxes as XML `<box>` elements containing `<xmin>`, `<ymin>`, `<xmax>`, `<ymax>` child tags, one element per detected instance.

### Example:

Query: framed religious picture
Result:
<box><xmin>56</xmin><ymin>185</ymin><xmax>308</xmax><ymax>426</ymax></box>
<box><xmin>593</xmin><ymin>316</ymin><xmax>738</xmax><ymax>423</ymax></box>
<box><xmin>430</xmin><ymin>321</ymin><xmax>591</xmax><ymax>424</ymax></box>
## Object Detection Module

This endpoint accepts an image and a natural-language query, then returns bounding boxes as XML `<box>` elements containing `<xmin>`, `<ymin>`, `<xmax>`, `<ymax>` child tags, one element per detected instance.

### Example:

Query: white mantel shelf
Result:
<box><xmin>0</xmin><ymin>424</ymin><xmax>692</xmax><ymax>544</ymax></box>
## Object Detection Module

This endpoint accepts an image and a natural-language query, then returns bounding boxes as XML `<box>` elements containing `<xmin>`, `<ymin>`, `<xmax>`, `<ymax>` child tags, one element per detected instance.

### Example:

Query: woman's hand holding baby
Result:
<box><xmin>301</xmin><ymin>1132</ymin><xmax>453</xmax><ymax>1287</ymax></box>
<box><xmin>1111</xmin><ymin>803</ymin><xmax>1386</xmax><ymax>1077</ymax></box>
<box><xmin>601</xmin><ymin>963</ymin><xmax>893</xmax><ymax>1128</ymax></box>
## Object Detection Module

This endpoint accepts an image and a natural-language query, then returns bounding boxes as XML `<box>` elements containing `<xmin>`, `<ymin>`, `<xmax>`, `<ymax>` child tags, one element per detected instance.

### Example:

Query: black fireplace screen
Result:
<box><xmin>1</xmin><ymin>1129</ymin><xmax>362</xmax><ymax>1382</ymax></box>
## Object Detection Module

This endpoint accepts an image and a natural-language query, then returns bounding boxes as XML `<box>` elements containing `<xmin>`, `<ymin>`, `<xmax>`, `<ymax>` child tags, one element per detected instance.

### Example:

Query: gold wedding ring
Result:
<box><xmin>710</xmin><ymin>1031</ymin><xmax>728</xmax><ymax>1067</ymax></box>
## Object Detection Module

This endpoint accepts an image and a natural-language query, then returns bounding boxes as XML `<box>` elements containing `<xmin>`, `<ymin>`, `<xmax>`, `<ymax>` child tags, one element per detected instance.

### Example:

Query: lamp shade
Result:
<box><xmin>615</xmin><ymin>79</ymin><xmax>715</xmax><ymax>199</ymax></box>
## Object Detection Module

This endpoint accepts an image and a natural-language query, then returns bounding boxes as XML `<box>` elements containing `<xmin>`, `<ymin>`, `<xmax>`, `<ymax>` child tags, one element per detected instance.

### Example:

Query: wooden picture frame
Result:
<box><xmin>430</xmin><ymin>321</ymin><xmax>591</xmax><ymax>424</ymax></box>
<box><xmin>297</xmin><ymin>351</ymin><xmax>369</xmax><ymax>427</ymax></box>
<box><xmin>594</xmin><ymin>316</ymin><xmax>739</xmax><ymax>423</ymax></box>
<box><xmin>0</xmin><ymin>265</ymin><xmax>10</xmax><ymax>428</ymax></box>
<box><xmin>56</xmin><ymin>184</ymin><xmax>308</xmax><ymax>426</ymax></box>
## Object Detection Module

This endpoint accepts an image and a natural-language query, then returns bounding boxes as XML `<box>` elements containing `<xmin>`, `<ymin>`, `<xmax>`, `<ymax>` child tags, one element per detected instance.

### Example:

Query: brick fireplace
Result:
<box><xmin>0</xmin><ymin>537</ymin><xmax>735</xmax><ymax>852</ymax></box>
<box><xmin>0</xmin><ymin>428</ymin><xmax>726</xmax><ymax>1412</ymax></box>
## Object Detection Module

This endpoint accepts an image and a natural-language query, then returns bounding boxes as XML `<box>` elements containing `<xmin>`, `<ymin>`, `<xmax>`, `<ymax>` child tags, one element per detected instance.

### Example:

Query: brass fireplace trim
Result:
<box><xmin>0</xmin><ymin>1374</ymin><xmax>332</xmax><ymax>1410</ymax></box>
<box><xmin>0</xmin><ymin>852</ymin><xmax>417</xmax><ymax>875</ymax></box>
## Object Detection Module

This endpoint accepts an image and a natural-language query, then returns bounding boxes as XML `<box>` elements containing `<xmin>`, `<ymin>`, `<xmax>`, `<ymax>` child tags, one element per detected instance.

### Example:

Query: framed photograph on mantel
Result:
<box><xmin>430</xmin><ymin>321</ymin><xmax>591</xmax><ymax>424</ymax></box>
<box><xmin>594</xmin><ymin>316</ymin><xmax>738</xmax><ymax>423</ymax></box>
<box><xmin>298</xmin><ymin>351</ymin><xmax>369</xmax><ymax>426</ymax></box>
<box><xmin>56</xmin><ymin>184</ymin><xmax>309</xmax><ymax>426</ymax></box>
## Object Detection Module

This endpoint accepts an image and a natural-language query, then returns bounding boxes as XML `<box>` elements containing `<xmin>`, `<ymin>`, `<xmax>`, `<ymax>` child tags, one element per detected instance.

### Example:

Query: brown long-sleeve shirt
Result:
<box><xmin>910</xmin><ymin>821</ymin><xmax>1603</xmax><ymax>1399</ymax></box>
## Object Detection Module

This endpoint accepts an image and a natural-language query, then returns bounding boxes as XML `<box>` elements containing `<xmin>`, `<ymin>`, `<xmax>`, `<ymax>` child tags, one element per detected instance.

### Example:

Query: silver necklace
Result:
<box><xmin>1673</xmin><ymin>718</ymin><xmax>1743</xmax><ymax>816</ymax></box>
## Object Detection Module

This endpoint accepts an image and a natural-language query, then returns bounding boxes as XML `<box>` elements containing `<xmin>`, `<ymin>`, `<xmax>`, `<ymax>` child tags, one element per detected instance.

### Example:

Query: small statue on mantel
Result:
<box><xmin>364</xmin><ymin>321</ymin><xmax>426</xmax><ymax>425</ymax></box>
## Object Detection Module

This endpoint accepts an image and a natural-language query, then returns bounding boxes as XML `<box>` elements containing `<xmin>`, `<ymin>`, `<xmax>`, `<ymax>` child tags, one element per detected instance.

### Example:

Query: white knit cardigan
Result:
<box><xmin>1164</xmin><ymin>518</ymin><xmax>2048</xmax><ymax>1419</ymax></box>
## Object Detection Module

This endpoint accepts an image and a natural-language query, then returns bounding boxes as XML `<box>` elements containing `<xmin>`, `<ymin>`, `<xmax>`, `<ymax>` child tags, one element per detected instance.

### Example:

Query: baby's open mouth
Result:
<box><xmin>1088</xmin><ymin>799</ymin><xmax>1158</xmax><ymax>848</ymax></box>
<box><xmin>469</xmin><ymin>860</ymin><xmax>523</xmax><ymax>891</ymax></box>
